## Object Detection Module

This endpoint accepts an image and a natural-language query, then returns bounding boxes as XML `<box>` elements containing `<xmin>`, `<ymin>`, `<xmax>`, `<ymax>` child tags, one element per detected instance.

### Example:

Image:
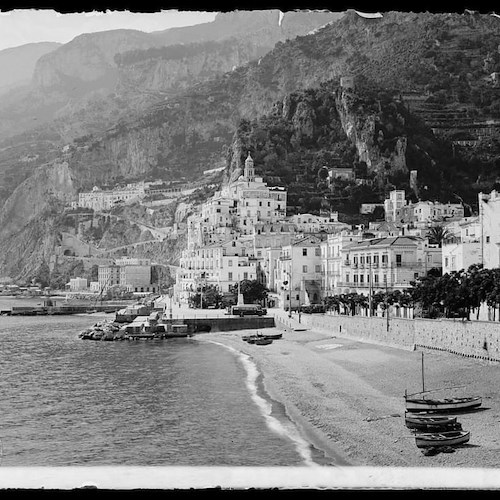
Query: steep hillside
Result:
<box><xmin>0</xmin><ymin>9</ymin><xmax>341</xmax><ymax>207</ymax></box>
<box><xmin>225</xmin><ymin>82</ymin><xmax>461</xmax><ymax>216</ymax></box>
<box><xmin>3</xmin><ymin>10</ymin><xmax>500</xmax><ymax>281</ymax></box>
<box><xmin>0</xmin><ymin>42</ymin><xmax>61</xmax><ymax>95</ymax></box>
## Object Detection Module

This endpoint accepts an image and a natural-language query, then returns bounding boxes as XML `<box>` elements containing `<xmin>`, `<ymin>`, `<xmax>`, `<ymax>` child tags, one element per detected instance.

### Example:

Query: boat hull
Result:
<box><xmin>405</xmin><ymin>414</ymin><xmax>460</xmax><ymax>431</ymax></box>
<box><xmin>405</xmin><ymin>397</ymin><xmax>482</xmax><ymax>412</ymax></box>
<box><xmin>255</xmin><ymin>339</ymin><xmax>273</xmax><ymax>345</ymax></box>
<box><xmin>415</xmin><ymin>430</ymin><xmax>470</xmax><ymax>448</ymax></box>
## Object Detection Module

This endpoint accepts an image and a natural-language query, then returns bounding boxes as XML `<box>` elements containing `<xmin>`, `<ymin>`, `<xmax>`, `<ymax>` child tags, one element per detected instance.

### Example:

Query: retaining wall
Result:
<box><xmin>162</xmin><ymin>316</ymin><xmax>275</xmax><ymax>333</ymax></box>
<box><xmin>299</xmin><ymin>313</ymin><xmax>500</xmax><ymax>362</ymax></box>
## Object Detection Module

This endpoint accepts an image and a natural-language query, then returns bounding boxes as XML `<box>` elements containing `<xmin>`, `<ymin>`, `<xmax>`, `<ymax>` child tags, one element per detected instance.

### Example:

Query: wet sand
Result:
<box><xmin>201</xmin><ymin>325</ymin><xmax>500</xmax><ymax>469</ymax></box>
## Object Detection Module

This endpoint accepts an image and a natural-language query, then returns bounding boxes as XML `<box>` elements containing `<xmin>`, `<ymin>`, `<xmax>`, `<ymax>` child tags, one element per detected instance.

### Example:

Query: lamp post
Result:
<box><xmin>288</xmin><ymin>268</ymin><xmax>292</xmax><ymax>318</ymax></box>
<box><xmin>368</xmin><ymin>257</ymin><xmax>373</xmax><ymax>317</ymax></box>
<box><xmin>169</xmin><ymin>287</ymin><xmax>173</xmax><ymax>320</ymax></box>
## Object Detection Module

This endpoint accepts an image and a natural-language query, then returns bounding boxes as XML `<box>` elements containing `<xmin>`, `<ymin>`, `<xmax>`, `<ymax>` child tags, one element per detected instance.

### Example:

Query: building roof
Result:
<box><xmin>345</xmin><ymin>236</ymin><xmax>423</xmax><ymax>251</ymax></box>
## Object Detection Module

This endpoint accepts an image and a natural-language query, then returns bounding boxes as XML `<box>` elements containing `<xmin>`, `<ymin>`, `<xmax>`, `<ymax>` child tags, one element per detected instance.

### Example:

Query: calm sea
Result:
<box><xmin>0</xmin><ymin>297</ymin><xmax>332</xmax><ymax>467</ymax></box>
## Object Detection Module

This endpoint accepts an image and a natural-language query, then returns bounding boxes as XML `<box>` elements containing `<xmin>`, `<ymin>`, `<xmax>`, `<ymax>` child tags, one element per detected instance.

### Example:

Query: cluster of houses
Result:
<box><xmin>173</xmin><ymin>152</ymin><xmax>500</xmax><ymax>311</ymax></box>
<box><xmin>71</xmin><ymin>181</ymin><xmax>194</xmax><ymax>211</ymax></box>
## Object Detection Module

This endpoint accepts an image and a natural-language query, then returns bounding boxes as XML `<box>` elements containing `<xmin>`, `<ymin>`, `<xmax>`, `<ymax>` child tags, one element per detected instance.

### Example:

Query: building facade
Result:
<box><xmin>340</xmin><ymin>236</ymin><xmax>442</xmax><ymax>294</ymax></box>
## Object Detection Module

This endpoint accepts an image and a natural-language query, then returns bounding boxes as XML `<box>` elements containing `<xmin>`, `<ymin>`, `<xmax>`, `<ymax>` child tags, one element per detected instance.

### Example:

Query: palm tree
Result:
<box><xmin>426</xmin><ymin>225</ymin><xmax>451</xmax><ymax>247</ymax></box>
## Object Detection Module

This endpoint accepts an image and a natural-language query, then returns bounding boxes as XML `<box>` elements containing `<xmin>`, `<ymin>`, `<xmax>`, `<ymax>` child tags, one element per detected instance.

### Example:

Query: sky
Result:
<box><xmin>0</xmin><ymin>9</ymin><xmax>218</xmax><ymax>52</ymax></box>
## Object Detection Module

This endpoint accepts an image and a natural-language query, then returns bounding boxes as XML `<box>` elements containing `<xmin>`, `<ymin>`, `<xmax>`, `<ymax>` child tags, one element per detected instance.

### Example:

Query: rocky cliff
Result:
<box><xmin>0</xmin><ymin>9</ymin><xmax>342</xmax><ymax>203</ymax></box>
<box><xmin>2</xmin><ymin>10</ymin><xmax>500</xmax><ymax>280</ymax></box>
<box><xmin>0</xmin><ymin>42</ymin><xmax>61</xmax><ymax>95</ymax></box>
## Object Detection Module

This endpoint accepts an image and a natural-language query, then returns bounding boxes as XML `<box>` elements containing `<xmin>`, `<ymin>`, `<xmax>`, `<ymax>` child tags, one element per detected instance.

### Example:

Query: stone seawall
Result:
<box><xmin>299</xmin><ymin>313</ymin><xmax>500</xmax><ymax>362</ymax></box>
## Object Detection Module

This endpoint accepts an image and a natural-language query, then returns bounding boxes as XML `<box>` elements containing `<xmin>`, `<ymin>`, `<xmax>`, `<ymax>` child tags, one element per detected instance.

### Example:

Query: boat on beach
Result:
<box><xmin>242</xmin><ymin>334</ymin><xmax>273</xmax><ymax>345</ymax></box>
<box><xmin>254</xmin><ymin>338</ymin><xmax>273</xmax><ymax>345</ymax></box>
<box><xmin>405</xmin><ymin>352</ymin><xmax>482</xmax><ymax>412</ymax></box>
<box><xmin>405</xmin><ymin>395</ymin><xmax>482</xmax><ymax>413</ymax></box>
<box><xmin>260</xmin><ymin>332</ymin><xmax>282</xmax><ymax>340</ymax></box>
<box><xmin>405</xmin><ymin>414</ymin><xmax>461</xmax><ymax>431</ymax></box>
<box><xmin>415</xmin><ymin>430</ymin><xmax>470</xmax><ymax>448</ymax></box>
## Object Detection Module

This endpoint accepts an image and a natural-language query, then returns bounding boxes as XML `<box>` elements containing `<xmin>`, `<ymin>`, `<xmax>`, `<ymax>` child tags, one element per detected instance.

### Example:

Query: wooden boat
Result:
<box><xmin>259</xmin><ymin>332</ymin><xmax>282</xmax><ymax>340</ymax></box>
<box><xmin>254</xmin><ymin>338</ymin><xmax>273</xmax><ymax>346</ymax></box>
<box><xmin>405</xmin><ymin>352</ymin><xmax>481</xmax><ymax>412</ymax></box>
<box><xmin>415</xmin><ymin>430</ymin><xmax>470</xmax><ymax>448</ymax></box>
<box><xmin>244</xmin><ymin>335</ymin><xmax>259</xmax><ymax>344</ymax></box>
<box><xmin>405</xmin><ymin>396</ymin><xmax>482</xmax><ymax>413</ymax></box>
<box><xmin>405</xmin><ymin>414</ymin><xmax>457</xmax><ymax>427</ymax></box>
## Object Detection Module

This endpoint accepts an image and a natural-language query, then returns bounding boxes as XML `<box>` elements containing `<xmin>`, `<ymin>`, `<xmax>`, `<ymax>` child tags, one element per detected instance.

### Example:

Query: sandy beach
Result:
<box><xmin>200</xmin><ymin>322</ymin><xmax>500</xmax><ymax>469</ymax></box>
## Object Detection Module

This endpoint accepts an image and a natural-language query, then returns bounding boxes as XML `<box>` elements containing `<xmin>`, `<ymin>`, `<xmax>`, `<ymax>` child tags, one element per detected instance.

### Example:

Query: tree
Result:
<box><xmin>189</xmin><ymin>284</ymin><xmax>222</xmax><ymax>309</ymax></box>
<box><xmin>229</xmin><ymin>279</ymin><xmax>268</xmax><ymax>304</ymax></box>
<box><xmin>426</xmin><ymin>225</ymin><xmax>451</xmax><ymax>247</ymax></box>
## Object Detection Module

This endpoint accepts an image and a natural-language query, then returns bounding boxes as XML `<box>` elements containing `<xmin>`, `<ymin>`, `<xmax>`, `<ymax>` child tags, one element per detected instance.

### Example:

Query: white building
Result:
<box><xmin>384</xmin><ymin>190</ymin><xmax>407</xmax><ymax>222</ymax></box>
<box><xmin>442</xmin><ymin>217</ymin><xmax>481</xmax><ymax>274</ymax></box>
<box><xmin>69</xmin><ymin>277</ymin><xmax>88</xmax><ymax>291</ymax></box>
<box><xmin>479</xmin><ymin>190</ymin><xmax>500</xmax><ymax>269</ymax></box>
<box><xmin>321</xmin><ymin>231</ymin><xmax>364</xmax><ymax>295</ymax></box>
<box><xmin>340</xmin><ymin>236</ymin><xmax>441</xmax><ymax>294</ymax></box>
<box><xmin>220</xmin><ymin>153</ymin><xmax>287</xmax><ymax>234</ymax></box>
<box><xmin>77</xmin><ymin>183</ymin><xmax>146</xmax><ymax>211</ymax></box>
<box><xmin>397</xmin><ymin>200</ymin><xmax>464</xmax><ymax>226</ymax></box>
<box><xmin>286</xmin><ymin>213</ymin><xmax>349</xmax><ymax>233</ymax></box>
<box><xmin>176</xmin><ymin>238</ymin><xmax>257</xmax><ymax>303</ymax></box>
<box><xmin>275</xmin><ymin>235</ymin><xmax>324</xmax><ymax>310</ymax></box>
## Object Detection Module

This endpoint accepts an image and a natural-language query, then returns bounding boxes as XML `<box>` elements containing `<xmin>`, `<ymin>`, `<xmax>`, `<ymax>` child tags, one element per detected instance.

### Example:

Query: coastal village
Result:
<box><xmin>6</xmin><ymin>11</ymin><xmax>500</xmax><ymax>481</ymax></box>
<box><xmin>4</xmin><ymin>146</ymin><xmax>500</xmax><ymax>323</ymax></box>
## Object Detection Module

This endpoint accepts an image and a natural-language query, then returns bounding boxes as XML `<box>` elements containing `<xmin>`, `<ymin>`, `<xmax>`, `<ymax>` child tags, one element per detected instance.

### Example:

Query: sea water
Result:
<box><xmin>0</xmin><ymin>297</ymin><xmax>331</xmax><ymax>466</ymax></box>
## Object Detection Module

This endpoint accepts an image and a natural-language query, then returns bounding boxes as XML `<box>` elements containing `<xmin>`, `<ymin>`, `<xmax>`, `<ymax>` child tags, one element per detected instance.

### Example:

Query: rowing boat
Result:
<box><xmin>415</xmin><ymin>430</ymin><xmax>470</xmax><ymax>448</ymax></box>
<box><xmin>405</xmin><ymin>414</ymin><xmax>458</xmax><ymax>429</ymax></box>
<box><xmin>405</xmin><ymin>396</ymin><xmax>482</xmax><ymax>412</ymax></box>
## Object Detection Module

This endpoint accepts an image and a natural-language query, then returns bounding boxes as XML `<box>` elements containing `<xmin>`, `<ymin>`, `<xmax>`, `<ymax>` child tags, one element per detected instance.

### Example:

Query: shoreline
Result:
<box><xmin>203</xmin><ymin>324</ymin><xmax>500</xmax><ymax>468</ymax></box>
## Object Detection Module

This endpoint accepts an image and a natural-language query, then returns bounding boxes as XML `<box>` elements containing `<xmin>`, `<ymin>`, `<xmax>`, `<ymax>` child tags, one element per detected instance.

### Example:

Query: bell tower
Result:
<box><xmin>244</xmin><ymin>152</ymin><xmax>255</xmax><ymax>182</ymax></box>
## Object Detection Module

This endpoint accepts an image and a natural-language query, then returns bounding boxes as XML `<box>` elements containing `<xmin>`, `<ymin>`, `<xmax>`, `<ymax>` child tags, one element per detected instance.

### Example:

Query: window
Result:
<box><xmin>228</xmin><ymin>260</ymin><xmax>233</xmax><ymax>267</ymax></box>
<box><xmin>445</xmin><ymin>257</ymin><xmax>449</xmax><ymax>267</ymax></box>
<box><xmin>354</xmin><ymin>275</ymin><xmax>358</xmax><ymax>283</ymax></box>
<box><xmin>346</xmin><ymin>274</ymin><xmax>350</xmax><ymax>283</ymax></box>
<box><xmin>228</xmin><ymin>272</ymin><xmax>233</xmax><ymax>281</ymax></box>
<box><xmin>374</xmin><ymin>274</ymin><xmax>379</xmax><ymax>283</ymax></box>
<box><xmin>360</xmin><ymin>275</ymin><xmax>364</xmax><ymax>283</ymax></box>
<box><xmin>382</xmin><ymin>254</ymin><xmax>388</xmax><ymax>263</ymax></box>
<box><xmin>486</xmin><ymin>236</ymin><xmax>490</xmax><ymax>243</ymax></box>
<box><xmin>396</xmin><ymin>254</ymin><xmax>402</xmax><ymax>267</ymax></box>
<box><xmin>302</xmin><ymin>248</ymin><xmax>307</xmax><ymax>256</ymax></box>
<box><xmin>302</xmin><ymin>265</ymin><xmax>308</xmax><ymax>273</ymax></box>
<box><xmin>315</xmin><ymin>248</ymin><xmax>321</xmax><ymax>256</ymax></box>
<box><xmin>315</xmin><ymin>265</ymin><xmax>321</xmax><ymax>273</ymax></box>
<box><xmin>243</xmin><ymin>272</ymin><xmax>248</xmax><ymax>279</ymax></box>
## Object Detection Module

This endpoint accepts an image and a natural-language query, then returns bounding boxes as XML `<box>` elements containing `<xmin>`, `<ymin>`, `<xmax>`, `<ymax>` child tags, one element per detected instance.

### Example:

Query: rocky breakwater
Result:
<box><xmin>79</xmin><ymin>320</ymin><xmax>125</xmax><ymax>341</ymax></box>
